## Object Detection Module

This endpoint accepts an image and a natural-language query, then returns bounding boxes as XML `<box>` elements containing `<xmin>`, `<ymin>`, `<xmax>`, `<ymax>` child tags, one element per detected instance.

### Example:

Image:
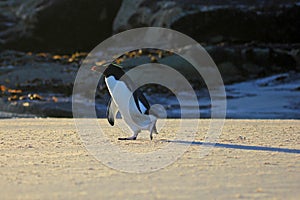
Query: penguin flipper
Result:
<box><xmin>133</xmin><ymin>90</ymin><xmax>150</xmax><ymax>114</ymax></box>
<box><xmin>106</xmin><ymin>98</ymin><xmax>118</xmax><ymax>126</ymax></box>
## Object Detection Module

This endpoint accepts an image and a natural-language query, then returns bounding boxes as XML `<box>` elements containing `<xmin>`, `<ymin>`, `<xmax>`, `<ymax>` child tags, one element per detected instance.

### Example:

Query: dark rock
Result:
<box><xmin>217</xmin><ymin>62</ymin><xmax>245</xmax><ymax>84</ymax></box>
<box><xmin>0</xmin><ymin>97</ymin><xmax>73</xmax><ymax>118</ymax></box>
<box><xmin>172</xmin><ymin>5</ymin><xmax>300</xmax><ymax>44</ymax></box>
<box><xmin>114</xmin><ymin>0</ymin><xmax>300</xmax><ymax>45</ymax></box>
<box><xmin>206</xmin><ymin>44</ymin><xmax>299</xmax><ymax>82</ymax></box>
<box><xmin>1</xmin><ymin>0</ymin><xmax>122</xmax><ymax>53</ymax></box>
<box><xmin>293</xmin><ymin>86</ymin><xmax>300</xmax><ymax>91</ymax></box>
<box><xmin>1</xmin><ymin>0</ymin><xmax>300</xmax><ymax>53</ymax></box>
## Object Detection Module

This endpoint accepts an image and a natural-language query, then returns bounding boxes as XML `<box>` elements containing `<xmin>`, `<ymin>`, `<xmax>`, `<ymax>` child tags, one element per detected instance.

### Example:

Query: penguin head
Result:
<box><xmin>91</xmin><ymin>63</ymin><xmax>125</xmax><ymax>80</ymax></box>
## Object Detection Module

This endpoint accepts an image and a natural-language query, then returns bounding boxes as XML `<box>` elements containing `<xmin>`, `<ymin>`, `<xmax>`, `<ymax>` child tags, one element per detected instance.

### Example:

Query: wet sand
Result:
<box><xmin>0</xmin><ymin>119</ymin><xmax>299</xmax><ymax>199</ymax></box>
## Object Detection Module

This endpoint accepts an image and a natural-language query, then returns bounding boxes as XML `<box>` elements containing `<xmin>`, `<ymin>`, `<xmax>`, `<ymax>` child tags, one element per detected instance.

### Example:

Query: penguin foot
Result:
<box><xmin>118</xmin><ymin>136</ymin><xmax>137</xmax><ymax>140</ymax></box>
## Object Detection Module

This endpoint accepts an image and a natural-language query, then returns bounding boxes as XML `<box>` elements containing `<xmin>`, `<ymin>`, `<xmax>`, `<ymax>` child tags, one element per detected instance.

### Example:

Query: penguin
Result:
<box><xmin>93</xmin><ymin>63</ymin><xmax>158</xmax><ymax>140</ymax></box>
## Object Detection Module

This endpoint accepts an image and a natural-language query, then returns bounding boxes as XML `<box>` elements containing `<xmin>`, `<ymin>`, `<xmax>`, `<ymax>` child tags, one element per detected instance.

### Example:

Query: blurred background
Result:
<box><xmin>0</xmin><ymin>0</ymin><xmax>299</xmax><ymax>118</ymax></box>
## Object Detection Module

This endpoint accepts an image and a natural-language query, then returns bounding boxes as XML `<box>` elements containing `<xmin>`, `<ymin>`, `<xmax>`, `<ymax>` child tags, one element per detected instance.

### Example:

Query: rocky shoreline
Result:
<box><xmin>0</xmin><ymin>0</ymin><xmax>299</xmax><ymax>118</ymax></box>
<box><xmin>0</xmin><ymin>45</ymin><xmax>299</xmax><ymax>118</ymax></box>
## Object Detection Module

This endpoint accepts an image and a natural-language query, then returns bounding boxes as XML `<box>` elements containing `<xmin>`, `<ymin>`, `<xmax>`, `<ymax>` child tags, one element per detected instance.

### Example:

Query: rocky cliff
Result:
<box><xmin>1</xmin><ymin>0</ymin><xmax>299</xmax><ymax>52</ymax></box>
<box><xmin>0</xmin><ymin>0</ymin><xmax>122</xmax><ymax>52</ymax></box>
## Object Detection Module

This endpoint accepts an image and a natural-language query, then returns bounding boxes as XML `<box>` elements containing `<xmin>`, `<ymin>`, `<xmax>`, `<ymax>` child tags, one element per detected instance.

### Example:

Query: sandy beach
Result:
<box><xmin>0</xmin><ymin>119</ymin><xmax>299</xmax><ymax>199</ymax></box>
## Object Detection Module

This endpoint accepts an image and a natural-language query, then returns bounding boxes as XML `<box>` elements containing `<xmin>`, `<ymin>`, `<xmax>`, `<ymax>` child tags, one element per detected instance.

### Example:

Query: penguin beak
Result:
<box><xmin>91</xmin><ymin>65</ymin><xmax>102</xmax><ymax>73</ymax></box>
<box><xmin>91</xmin><ymin>65</ymin><xmax>97</xmax><ymax>71</ymax></box>
<box><xmin>91</xmin><ymin>60</ymin><xmax>113</xmax><ymax>73</ymax></box>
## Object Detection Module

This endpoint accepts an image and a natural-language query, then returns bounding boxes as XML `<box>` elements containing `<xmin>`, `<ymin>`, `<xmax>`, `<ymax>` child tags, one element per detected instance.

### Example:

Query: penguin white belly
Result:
<box><xmin>105</xmin><ymin>76</ymin><xmax>153</xmax><ymax>130</ymax></box>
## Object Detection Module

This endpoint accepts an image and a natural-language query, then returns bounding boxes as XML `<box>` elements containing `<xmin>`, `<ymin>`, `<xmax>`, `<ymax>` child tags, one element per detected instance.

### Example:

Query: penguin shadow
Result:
<box><xmin>161</xmin><ymin>140</ymin><xmax>300</xmax><ymax>154</ymax></box>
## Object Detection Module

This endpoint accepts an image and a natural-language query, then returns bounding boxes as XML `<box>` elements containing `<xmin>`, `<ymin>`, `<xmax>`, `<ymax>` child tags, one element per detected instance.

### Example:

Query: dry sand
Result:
<box><xmin>0</xmin><ymin>119</ymin><xmax>299</xmax><ymax>199</ymax></box>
